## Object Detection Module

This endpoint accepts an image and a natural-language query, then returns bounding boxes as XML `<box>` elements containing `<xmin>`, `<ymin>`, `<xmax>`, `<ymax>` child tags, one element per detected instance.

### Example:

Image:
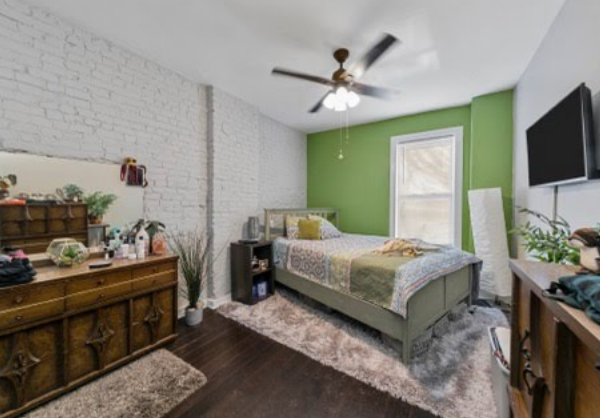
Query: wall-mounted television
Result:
<box><xmin>526</xmin><ymin>83</ymin><xmax>597</xmax><ymax>187</ymax></box>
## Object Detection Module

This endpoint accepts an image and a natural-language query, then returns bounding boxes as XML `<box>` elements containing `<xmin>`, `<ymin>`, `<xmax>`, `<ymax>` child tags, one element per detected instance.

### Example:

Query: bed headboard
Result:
<box><xmin>264</xmin><ymin>208</ymin><xmax>339</xmax><ymax>241</ymax></box>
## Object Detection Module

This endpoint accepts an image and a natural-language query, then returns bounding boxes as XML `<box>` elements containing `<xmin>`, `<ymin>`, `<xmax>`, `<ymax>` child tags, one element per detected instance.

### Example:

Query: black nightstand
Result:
<box><xmin>230</xmin><ymin>241</ymin><xmax>275</xmax><ymax>305</ymax></box>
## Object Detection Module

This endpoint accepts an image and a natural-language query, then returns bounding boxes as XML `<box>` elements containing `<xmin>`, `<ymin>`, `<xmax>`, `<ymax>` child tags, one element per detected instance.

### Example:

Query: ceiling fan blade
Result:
<box><xmin>272</xmin><ymin>67</ymin><xmax>335</xmax><ymax>87</ymax></box>
<box><xmin>309</xmin><ymin>92</ymin><xmax>331</xmax><ymax>113</ymax></box>
<box><xmin>352</xmin><ymin>82</ymin><xmax>399</xmax><ymax>99</ymax></box>
<box><xmin>349</xmin><ymin>33</ymin><xmax>399</xmax><ymax>80</ymax></box>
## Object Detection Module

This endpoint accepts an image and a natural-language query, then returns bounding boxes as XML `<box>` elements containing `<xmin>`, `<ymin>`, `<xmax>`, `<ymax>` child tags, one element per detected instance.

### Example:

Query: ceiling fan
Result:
<box><xmin>272</xmin><ymin>33</ymin><xmax>400</xmax><ymax>113</ymax></box>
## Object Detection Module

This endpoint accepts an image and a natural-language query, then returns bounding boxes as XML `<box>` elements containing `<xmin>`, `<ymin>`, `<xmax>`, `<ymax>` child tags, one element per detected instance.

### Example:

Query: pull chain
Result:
<box><xmin>338</xmin><ymin>110</ymin><xmax>344</xmax><ymax>160</ymax></box>
<box><xmin>346</xmin><ymin>108</ymin><xmax>350</xmax><ymax>145</ymax></box>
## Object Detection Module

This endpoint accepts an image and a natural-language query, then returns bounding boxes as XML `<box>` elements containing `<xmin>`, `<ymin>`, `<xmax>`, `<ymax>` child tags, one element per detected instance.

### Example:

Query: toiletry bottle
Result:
<box><xmin>136</xmin><ymin>237</ymin><xmax>146</xmax><ymax>259</ymax></box>
<box><xmin>136</xmin><ymin>224</ymin><xmax>150</xmax><ymax>255</ymax></box>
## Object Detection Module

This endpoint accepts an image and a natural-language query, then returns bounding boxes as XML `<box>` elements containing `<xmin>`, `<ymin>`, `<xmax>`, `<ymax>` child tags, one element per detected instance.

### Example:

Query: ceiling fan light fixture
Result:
<box><xmin>347</xmin><ymin>90</ymin><xmax>360</xmax><ymax>108</ymax></box>
<box><xmin>335</xmin><ymin>86</ymin><xmax>349</xmax><ymax>102</ymax></box>
<box><xmin>323</xmin><ymin>92</ymin><xmax>336</xmax><ymax>109</ymax></box>
<box><xmin>334</xmin><ymin>99</ymin><xmax>347</xmax><ymax>112</ymax></box>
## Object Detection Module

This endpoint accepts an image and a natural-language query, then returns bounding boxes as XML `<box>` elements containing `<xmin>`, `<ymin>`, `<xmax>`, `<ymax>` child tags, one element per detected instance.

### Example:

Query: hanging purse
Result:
<box><xmin>120</xmin><ymin>158</ymin><xmax>148</xmax><ymax>187</ymax></box>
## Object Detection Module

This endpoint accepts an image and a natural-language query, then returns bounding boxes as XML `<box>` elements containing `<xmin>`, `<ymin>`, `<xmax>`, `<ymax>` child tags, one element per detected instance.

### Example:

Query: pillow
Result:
<box><xmin>309</xmin><ymin>215</ymin><xmax>343</xmax><ymax>239</ymax></box>
<box><xmin>297</xmin><ymin>219</ymin><xmax>322</xmax><ymax>240</ymax></box>
<box><xmin>285</xmin><ymin>215</ymin><xmax>304</xmax><ymax>239</ymax></box>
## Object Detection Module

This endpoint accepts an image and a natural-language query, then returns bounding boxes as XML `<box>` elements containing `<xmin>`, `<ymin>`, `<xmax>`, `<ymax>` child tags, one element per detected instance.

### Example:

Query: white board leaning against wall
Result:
<box><xmin>468</xmin><ymin>188</ymin><xmax>512</xmax><ymax>300</ymax></box>
<box><xmin>0</xmin><ymin>152</ymin><xmax>144</xmax><ymax>228</ymax></box>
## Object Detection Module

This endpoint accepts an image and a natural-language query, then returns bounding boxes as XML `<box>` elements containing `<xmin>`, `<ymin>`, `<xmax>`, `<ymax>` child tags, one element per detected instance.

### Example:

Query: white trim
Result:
<box><xmin>206</xmin><ymin>293</ymin><xmax>232</xmax><ymax>310</ymax></box>
<box><xmin>389</xmin><ymin>127</ymin><xmax>463</xmax><ymax>247</ymax></box>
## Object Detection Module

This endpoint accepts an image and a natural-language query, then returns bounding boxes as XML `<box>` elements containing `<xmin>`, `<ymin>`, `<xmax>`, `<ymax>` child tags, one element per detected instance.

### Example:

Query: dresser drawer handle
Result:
<box><xmin>15</xmin><ymin>315</ymin><xmax>23</xmax><ymax>322</ymax></box>
<box><xmin>13</xmin><ymin>296</ymin><xmax>24</xmax><ymax>305</ymax></box>
<box><xmin>97</xmin><ymin>279</ymin><xmax>105</xmax><ymax>286</ymax></box>
<box><xmin>98</xmin><ymin>294</ymin><xmax>105</xmax><ymax>301</ymax></box>
<box><xmin>152</xmin><ymin>267</ymin><xmax>158</xmax><ymax>274</ymax></box>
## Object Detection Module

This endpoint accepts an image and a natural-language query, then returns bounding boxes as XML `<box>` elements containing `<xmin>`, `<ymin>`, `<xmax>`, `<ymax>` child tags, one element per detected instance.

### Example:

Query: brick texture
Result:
<box><xmin>0</xmin><ymin>0</ymin><xmax>208</xmax><ymax>232</ymax></box>
<box><xmin>207</xmin><ymin>88</ymin><xmax>307</xmax><ymax>300</ymax></box>
<box><xmin>0</xmin><ymin>0</ymin><xmax>307</xmax><ymax>305</ymax></box>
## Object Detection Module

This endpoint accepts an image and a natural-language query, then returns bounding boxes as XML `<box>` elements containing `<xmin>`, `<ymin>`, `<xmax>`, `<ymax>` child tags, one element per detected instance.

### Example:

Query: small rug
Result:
<box><xmin>24</xmin><ymin>349</ymin><xmax>207</xmax><ymax>418</ymax></box>
<box><xmin>218</xmin><ymin>290</ymin><xmax>507</xmax><ymax>418</ymax></box>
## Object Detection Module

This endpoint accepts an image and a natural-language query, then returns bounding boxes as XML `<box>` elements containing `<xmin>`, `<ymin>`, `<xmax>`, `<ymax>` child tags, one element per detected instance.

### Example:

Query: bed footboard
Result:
<box><xmin>275</xmin><ymin>264</ymin><xmax>475</xmax><ymax>363</ymax></box>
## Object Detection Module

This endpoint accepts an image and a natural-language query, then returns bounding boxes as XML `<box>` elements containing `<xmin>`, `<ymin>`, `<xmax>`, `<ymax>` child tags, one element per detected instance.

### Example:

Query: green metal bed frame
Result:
<box><xmin>264</xmin><ymin>208</ymin><xmax>475</xmax><ymax>363</ymax></box>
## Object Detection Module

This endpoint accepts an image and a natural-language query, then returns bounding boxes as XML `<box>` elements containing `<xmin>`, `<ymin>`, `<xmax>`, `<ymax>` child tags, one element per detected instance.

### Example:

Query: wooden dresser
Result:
<box><xmin>509</xmin><ymin>260</ymin><xmax>600</xmax><ymax>418</ymax></box>
<box><xmin>0</xmin><ymin>203</ymin><xmax>88</xmax><ymax>253</ymax></box>
<box><xmin>0</xmin><ymin>255</ymin><xmax>179</xmax><ymax>418</ymax></box>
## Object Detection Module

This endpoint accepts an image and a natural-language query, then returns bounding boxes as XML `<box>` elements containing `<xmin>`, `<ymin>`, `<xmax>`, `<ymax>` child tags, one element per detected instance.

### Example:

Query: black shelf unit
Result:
<box><xmin>230</xmin><ymin>241</ymin><xmax>275</xmax><ymax>305</ymax></box>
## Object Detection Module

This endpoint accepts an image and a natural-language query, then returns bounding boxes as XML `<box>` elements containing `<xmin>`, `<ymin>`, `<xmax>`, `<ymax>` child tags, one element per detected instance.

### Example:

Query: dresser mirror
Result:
<box><xmin>0</xmin><ymin>152</ymin><xmax>144</xmax><ymax>254</ymax></box>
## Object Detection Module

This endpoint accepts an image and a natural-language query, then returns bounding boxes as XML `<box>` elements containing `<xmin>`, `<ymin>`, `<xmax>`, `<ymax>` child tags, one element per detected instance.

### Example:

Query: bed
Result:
<box><xmin>264</xmin><ymin>208</ymin><xmax>481</xmax><ymax>363</ymax></box>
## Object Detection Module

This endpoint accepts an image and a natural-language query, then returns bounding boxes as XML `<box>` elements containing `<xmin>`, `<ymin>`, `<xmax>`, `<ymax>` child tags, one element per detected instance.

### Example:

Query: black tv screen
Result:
<box><xmin>526</xmin><ymin>84</ymin><xmax>597</xmax><ymax>187</ymax></box>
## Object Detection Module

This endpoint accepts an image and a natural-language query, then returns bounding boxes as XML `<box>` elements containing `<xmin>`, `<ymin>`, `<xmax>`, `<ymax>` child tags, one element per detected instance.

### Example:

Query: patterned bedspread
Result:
<box><xmin>274</xmin><ymin>234</ymin><xmax>481</xmax><ymax>317</ymax></box>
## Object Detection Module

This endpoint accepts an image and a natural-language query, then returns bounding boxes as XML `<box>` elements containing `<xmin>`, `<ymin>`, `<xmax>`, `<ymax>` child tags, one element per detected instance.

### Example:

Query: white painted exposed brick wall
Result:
<box><xmin>259</xmin><ymin>115</ymin><xmax>307</xmax><ymax>210</ymax></box>
<box><xmin>207</xmin><ymin>87</ymin><xmax>259</xmax><ymax>299</ymax></box>
<box><xmin>0</xmin><ymin>0</ymin><xmax>208</xmax><ymax>232</ymax></box>
<box><xmin>208</xmin><ymin>89</ymin><xmax>307</xmax><ymax>300</ymax></box>
<box><xmin>0</xmin><ymin>0</ymin><xmax>307</xmax><ymax>305</ymax></box>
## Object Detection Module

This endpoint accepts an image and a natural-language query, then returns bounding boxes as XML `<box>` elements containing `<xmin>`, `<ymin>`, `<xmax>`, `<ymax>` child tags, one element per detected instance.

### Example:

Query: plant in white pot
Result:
<box><xmin>170</xmin><ymin>230</ymin><xmax>211</xmax><ymax>326</ymax></box>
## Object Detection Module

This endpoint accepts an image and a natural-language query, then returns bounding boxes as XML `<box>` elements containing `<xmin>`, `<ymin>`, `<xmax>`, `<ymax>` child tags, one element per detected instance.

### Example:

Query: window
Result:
<box><xmin>390</xmin><ymin>127</ymin><xmax>463</xmax><ymax>247</ymax></box>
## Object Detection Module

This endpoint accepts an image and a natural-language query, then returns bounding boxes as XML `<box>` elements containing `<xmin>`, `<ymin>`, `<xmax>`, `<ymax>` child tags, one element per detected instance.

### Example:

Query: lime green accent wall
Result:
<box><xmin>469</xmin><ymin>90</ymin><xmax>514</xmax><ymax>252</ymax></box>
<box><xmin>307</xmin><ymin>90</ymin><xmax>514</xmax><ymax>252</ymax></box>
<box><xmin>308</xmin><ymin>105</ymin><xmax>473</xmax><ymax>245</ymax></box>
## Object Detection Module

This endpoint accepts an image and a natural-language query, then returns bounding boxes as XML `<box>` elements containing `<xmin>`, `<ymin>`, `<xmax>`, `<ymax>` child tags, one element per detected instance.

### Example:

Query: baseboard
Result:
<box><xmin>206</xmin><ymin>293</ymin><xmax>232</xmax><ymax>310</ymax></box>
<box><xmin>177</xmin><ymin>294</ymin><xmax>231</xmax><ymax>318</ymax></box>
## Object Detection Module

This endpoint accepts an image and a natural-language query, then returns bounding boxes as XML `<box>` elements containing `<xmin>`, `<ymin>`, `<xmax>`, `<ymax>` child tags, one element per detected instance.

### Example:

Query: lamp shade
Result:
<box><xmin>347</xmin><ymin>91</ymin><xmax>360</xmax><ymax>108</ymax></box>
<box><xmin>323</xmin><ymin>92</ymin><xmax>336</xmax><ymax>109</ymax></box>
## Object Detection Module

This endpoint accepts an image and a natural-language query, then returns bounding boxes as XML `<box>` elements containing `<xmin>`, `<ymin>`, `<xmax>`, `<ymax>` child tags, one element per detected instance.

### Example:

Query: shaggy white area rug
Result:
<box><xmin>219</xmin><ymin>291</ymin><xmax>507</xmax><ymax>418</ymax></box>
<box><xmin>24</xmin><ymin>349</ymin><xmax>206</xmax><ymax>418</ymax></box>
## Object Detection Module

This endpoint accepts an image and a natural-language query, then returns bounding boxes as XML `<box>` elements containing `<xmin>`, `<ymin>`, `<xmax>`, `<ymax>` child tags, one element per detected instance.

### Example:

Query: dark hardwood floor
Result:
<box><xmin>165</xmin><ymin>309</ymin><xmax>437</xmax><ymax>418</ymax></box>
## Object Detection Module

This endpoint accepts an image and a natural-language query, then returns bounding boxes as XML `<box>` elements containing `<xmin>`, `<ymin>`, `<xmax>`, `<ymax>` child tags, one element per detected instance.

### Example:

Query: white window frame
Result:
<box><xmin>389</xmin><ymin>127</ymin><xmax>463</xmax><ymax>247</ymax></box>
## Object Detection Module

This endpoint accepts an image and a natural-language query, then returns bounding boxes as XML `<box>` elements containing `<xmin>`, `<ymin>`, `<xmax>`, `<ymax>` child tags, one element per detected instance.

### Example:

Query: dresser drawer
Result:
<box><xmin>0</xmin><ymin>282</ymin><xmax>65</xmax><ymax>312</ymax></box>
<box><xmin>0</xmin><ymin>298</ymin><xmax>64</xmax><ymax>329</ymax></box>
<box><xmin>131</xmin><ymin>271</ymin><xmax>177</xmax><ymax>293</ymax></box>
<box><xmin>67</xmin><ymin>270</ymin><xmax>132</xmax><ymax>295</ymax></box>
<box><xmin>132</xmin><ymin>261</ymin><xmax>176</xmax><ymax>279</ymax></box>
<box><xmin>66</xmin><ymin>282</ymin><xmax>132</xmax><ymax>311</ymax></box>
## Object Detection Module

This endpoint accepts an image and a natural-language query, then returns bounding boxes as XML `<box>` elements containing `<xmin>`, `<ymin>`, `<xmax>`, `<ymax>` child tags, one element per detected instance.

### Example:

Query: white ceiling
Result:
<box><xmin>26</xmin><ymin>0</ymin><xmax>565</xmax><ymax>133</ymax></box>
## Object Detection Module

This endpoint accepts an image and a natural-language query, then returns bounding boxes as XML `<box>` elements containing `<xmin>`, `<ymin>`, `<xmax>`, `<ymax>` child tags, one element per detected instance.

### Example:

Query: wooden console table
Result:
<box><xmin>0</xmin><ymin>255</ymin><xmax>179</xmax><ymax>418</ymax></box>
<box><xmin>509</xmin><ymin>260</ymin><xmax>600</xmax><ymax>418</ymax></box>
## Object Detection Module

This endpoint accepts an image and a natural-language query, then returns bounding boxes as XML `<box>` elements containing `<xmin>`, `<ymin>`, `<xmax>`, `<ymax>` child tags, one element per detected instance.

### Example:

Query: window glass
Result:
<box><xmin>392</xmin><ymin>134</ymin><xmax>459</xmax><ymax>246</ymax></box>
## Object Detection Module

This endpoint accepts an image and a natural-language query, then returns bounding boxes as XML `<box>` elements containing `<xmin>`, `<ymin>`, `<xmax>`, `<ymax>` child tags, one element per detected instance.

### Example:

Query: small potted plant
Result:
<box><xmin>83</xmin><ymin>191</ymin><xmax>117</xmax><ymax>225</ymax></box>
<box><xmin>169</xmin><ymin>230</ymin><xmax>211</xmax><ymax>326</ymax></box>
<box><xmin>62</xmin><ymin>184</ymin><xmax>84</xmax><ymax>202</ymax></box>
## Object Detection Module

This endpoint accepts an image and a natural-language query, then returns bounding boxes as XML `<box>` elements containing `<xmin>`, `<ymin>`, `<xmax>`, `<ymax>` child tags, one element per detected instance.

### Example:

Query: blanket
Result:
<box><xmin>275</xmin><ymin>234</ymin><xmax>481</xmax><ymax>317</ymax></box>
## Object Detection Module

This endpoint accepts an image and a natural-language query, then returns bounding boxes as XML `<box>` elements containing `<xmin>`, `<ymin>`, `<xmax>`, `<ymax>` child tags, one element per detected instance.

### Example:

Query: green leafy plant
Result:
<box><xmin>83</xmin><ymin>191</ymin><xmax>117</xmax><ymax>218</ymax></box>
<box><xmin>169</xmin><ymin>230</ymin><xmax>212</xmax><ymax>310</ymax></box>
<box><xmin>62</xmin><ymin>184</ymin><xmax>84</xmax><ymax>201</ymax></box>
<box><xmin>145</xmin><ymin>220</ymin><xmax>166</xmax><ymax>239</ymax></box>
<box><xmin>512</xmin><ymin>208</ymin><xmax>579</xmax><ymax>265</ymax></box>
<box><xmin>55</xmin><ymin>244</ymin><xmax>87</xmax><ymax>267</ymax></box>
